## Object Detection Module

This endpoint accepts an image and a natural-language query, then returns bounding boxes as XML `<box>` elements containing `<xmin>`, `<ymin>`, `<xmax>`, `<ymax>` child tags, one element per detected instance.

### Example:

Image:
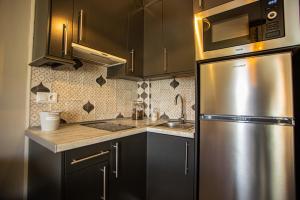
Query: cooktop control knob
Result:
<box><xmin>267</xmin><ymin>11</ymin><xmax>278</xmax><ymax>20</ymax></box>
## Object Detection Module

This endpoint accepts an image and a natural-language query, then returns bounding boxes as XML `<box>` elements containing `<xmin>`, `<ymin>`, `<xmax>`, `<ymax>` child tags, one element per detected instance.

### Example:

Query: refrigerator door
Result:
<box><xmin>200</xmin><ymin>52</ymin><xmax>293</xmax><ymax>118</ymax></box>
<box><xmin>199</xmin><ymin>120</ymin><xmax>295</xmax><ymax>200</ymax></box>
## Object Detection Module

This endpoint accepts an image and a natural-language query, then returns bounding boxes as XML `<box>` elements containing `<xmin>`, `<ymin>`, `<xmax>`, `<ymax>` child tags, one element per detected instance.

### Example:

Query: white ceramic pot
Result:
<box><xmin>39</xmin><ymin>112</ymin><xmax>61</xmax><ymax>131</ymax></box>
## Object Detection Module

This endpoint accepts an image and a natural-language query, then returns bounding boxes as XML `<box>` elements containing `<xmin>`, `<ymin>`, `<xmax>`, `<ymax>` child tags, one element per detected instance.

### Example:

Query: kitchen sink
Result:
<box><xmin>158</xmin><ymin>121</ymin><xmax>194</xmax><ymax>129</ymax></box>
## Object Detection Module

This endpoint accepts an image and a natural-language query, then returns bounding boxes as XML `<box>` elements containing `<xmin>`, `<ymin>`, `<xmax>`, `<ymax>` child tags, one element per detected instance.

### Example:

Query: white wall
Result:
<box><xmin>0</xmin><ymin>0</ymin><xmax>33</xmax><ymax>199</ymax></box>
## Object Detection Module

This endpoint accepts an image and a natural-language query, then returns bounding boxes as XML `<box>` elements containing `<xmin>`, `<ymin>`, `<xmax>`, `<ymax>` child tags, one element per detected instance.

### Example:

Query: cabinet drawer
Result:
<box><xmin>65</xmin><ymin>142</ymin><xmax>111</xmax><ymax>172</ymax></box>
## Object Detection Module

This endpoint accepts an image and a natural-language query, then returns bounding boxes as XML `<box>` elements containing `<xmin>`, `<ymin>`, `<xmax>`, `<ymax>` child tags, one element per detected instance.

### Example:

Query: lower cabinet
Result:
<box><xmin>28</xmin><ymin>132</ymin><xmax>194</xmax><ymax>200</ymax></box>
<box><xmin>147</xmin><ymin>132</ymin><xmax>195</xmax><ymax>200</ymax></box>
<box><xmin>28</xmin><ymin>139</ymin><xmax>111</xmax><ymax>200</ymax></box>
<box><xmin>66</xmin><ymin>161</ymin><xmax>109</xmax><ymax>200</ymax></box>
<box><xmin>109</xmin><ymin>133</ymin><xmax>147</xmax><ymax>200</ymax></box>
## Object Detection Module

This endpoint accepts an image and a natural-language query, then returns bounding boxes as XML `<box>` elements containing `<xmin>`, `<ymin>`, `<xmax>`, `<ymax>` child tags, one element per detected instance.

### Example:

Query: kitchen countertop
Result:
<box><xmin>25</xmin><ymin>118</ymin><xmax>195</xmax><ymax>153</ymax></box>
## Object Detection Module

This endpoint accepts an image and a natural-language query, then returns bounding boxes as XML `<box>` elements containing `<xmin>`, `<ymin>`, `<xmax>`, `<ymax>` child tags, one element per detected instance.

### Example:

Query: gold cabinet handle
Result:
<box><xmin>63</xmin><ymin>23</ymin><xmax>68</xmax><ymax>56</ymax></box>
<box><xmin>199</xmin><ymin>0</ymin><xmax>203</xmax><ymax>8</ymax></box>
<box><xmin>79</xmin><ymin>9</ymin><xmax>84</xmax><ymax>42</ymax></box>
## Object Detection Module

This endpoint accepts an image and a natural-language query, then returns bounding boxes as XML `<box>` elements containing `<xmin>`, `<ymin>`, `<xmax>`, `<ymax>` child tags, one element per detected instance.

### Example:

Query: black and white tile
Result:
<box><xmin>144</xmin><ymin>77</ymin><xmax>195</xmax><ymax>121</ymax></box>
<box><xmin>30</xmin><ymin>62</ymin><xmax>195</xmax><ymax>126</ymax></box>
<box><xmin>30</xmin><ymin>62</ymin><xmax>137</xmax><ymax>126</ymax></box>
<box><xmin>137</xmin><ymin>80</ymin><xmax>151</xmax><ymax>117</ymax></box>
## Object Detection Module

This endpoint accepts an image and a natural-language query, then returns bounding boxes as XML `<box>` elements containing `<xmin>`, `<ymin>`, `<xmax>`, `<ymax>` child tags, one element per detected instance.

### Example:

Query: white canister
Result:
<box><xmin>39</xmin><ymin>112</ymin><xmax>61</xmax><ymax>131</ymax></box>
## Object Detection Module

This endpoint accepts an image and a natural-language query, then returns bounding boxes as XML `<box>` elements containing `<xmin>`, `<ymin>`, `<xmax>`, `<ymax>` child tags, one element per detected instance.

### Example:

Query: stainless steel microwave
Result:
<box><xmin>194</xmin><ymin>0</ymin><xmax>300</xmax><ymax>60</ymax></box>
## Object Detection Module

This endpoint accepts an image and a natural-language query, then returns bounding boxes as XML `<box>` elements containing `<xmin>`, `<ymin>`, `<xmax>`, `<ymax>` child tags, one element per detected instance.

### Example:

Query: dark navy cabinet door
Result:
<box><xmin>164</xmin><ymin>0</ymin><xmax>195</xmax><ymax>74</ymax></box>
<box><xmin>144</xmin><ymin>1</ymin><xmax>165</xmax><ymax>76</ymax></box>
<box><xmin>73</xmin><ymin>0</ymin><xmax>129</xmax><ymax>58</ymax></box>
<box><xmin>147</xmin><ymin>133</ymin><xmax>194</xmax><ymax>200</ymax></box>
<box><xmin>66</xmin><ymin>161</ymin><xmax>109</xmax><ymax>200</ymax></box>
<box><xmin>127</xmin><ymin>0</ymin><xmax>144</xmax><ymax>77</ymax></box>
<box><xmin>49</xmin><ymin>0</ymin><xmax>73</xmax><ymax>58</ymax></box>
<box><xmin>109</xmin><ymin>133</ymin><xmax>147</xmax><ymax>200</ymax></box>
<box><xmin>144</xmin><ymin>0</ymin><xmax>195</xmax><ymax>77</ymax></box>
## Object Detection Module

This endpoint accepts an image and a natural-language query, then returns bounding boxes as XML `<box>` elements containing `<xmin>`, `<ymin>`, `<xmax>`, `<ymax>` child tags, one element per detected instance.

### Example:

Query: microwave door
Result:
<box><xmin>201</xmin><ymin>0</ymin><xmax>262</xmax><ymax>53</ymax></box>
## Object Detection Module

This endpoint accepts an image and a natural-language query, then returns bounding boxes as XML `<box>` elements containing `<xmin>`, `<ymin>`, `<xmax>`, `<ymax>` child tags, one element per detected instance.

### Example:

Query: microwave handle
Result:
<box><xmin>249</xmin><ymin>21</ymin><xmax>264</xmax><ymax>42</ymax></box>
<box><xmin>250</xmin><ymin>26</ymin><xmax>258</xmax><ymax>42</ymax></box>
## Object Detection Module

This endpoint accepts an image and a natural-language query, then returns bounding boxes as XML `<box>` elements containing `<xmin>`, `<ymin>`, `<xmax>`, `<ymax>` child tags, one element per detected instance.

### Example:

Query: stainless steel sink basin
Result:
<box><xmin>158</xmin><ymin>121</ymin><xmax>194</xmax><ymax>129</ymax></box>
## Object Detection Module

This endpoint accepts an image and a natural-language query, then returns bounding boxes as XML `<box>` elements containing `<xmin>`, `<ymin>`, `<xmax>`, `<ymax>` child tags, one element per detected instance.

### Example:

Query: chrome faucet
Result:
<box><xmin>175</xmin><ymin>94</ymin><xmax>185</xmax><ymax>124</ymax></box>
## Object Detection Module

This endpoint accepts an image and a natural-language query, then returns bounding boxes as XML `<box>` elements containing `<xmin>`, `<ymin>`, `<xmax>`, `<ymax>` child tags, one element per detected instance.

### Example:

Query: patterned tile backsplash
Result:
<box><xmin>137</xmin><ymin>77</ymin><xmax>195</xmax><ymax>121</ymax></box>
<box><xmin>30</xmin><ymin>63</ymin><xmax>195</xmax><ymax>126</ymax></box>
<box><xmin>30</xmin><ymin>63</ymin><xmax>137</xmax><ymax>126</ymax></box>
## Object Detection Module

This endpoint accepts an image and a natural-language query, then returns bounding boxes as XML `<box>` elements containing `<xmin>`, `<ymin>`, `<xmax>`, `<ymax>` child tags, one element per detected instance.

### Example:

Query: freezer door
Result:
<box><xmin>199</xmin><ymin>120</ymin><xmax>295</xmax><ymax>200</ymax></box>
<box><xmin>200</xmin><ymin>52</ymin><xmax>293</xmax><ymax>117</ymax></box>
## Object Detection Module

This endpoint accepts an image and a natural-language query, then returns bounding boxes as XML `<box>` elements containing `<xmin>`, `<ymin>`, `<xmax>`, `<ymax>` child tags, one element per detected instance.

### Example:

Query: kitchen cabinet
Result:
<box><xmin>28</xmin><ymin>132</ymin><xmax>194</xmax><ymax>200</ymax></box>
<box><xmin>28</xmin><ymin>140</ymin><xmax>111</xmax><ymax>200</ymax></box>
<box><xmin>109</xmin><ymin>133</ymin><xmax>147</xmax><ymax>200</ymax></box>
<box><xmin>144</xmin><ymin>1</ymin><xmax>164</xmax><ymax>76</ymax></box>
<box><xmin>144</xmin><ymin>0</ymin><xmax>195</xmax><ymax>77</ymax></box>
<box><xmin>147</xmin><ymin>132</ymin><xmax>194</xmax><ymax>200</ymax></box>
<box><xmin>164</xmin><ymin>0</ymin><xmax>195</xmax><ymax>74</ymax></box>
<box><xmin>107</xmin><ymin>0</ymin><xmax>144</xmax><ymax>80</ymax></box>
<box><xmin>66</xmin><ymin>162</ymin><xmax>108</xmax><ymax>200</ymax></box>
<box><xmin>127</xmin><ymin>1</ymin><xmax>144</xmax><ymax>78</ymax></box>
<box><xmin>193</xmin><ymin>0</ymin><xmax>234</xmax><ymax>13</ymax></box>
<box><xmin>28</xmin><ymin>133</ymin><xmax>147</xmax><ymax>200</ymax></box>
<box><xmin>73</xmin><ymin>0</ymin><xmax>129</xmax><ymax>58</ymax></box>
<box><xmin>30</xmin><ymin>0</ymin><xmax>75</xmax><ymax>67</ymax></box>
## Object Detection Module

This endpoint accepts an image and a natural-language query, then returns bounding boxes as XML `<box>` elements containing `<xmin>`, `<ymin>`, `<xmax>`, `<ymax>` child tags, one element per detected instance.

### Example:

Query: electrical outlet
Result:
<box><xmin>48</xmin><ymin>93</ymin><xmax>57</xmax><ymax>103</ymax></box>
<box><xmin>36</xmin><ymin>92</ymin><xmax>58</xmax><ymax>103</ymax></box>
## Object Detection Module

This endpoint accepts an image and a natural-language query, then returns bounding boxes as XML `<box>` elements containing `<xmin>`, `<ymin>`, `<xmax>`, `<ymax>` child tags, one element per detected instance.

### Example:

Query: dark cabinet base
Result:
<box><xmin>147</xmin><ymin>133</ymin><xmax>194</xmax><ymax>200</ymax></box>
<box><xmin>28</xmin><ymin>132</ymin><xmax>194</xmax><ymax>200</ymax></box>
<box><xmin>66</xmin><ymin>161</ymin><xmax>108</xmax><ymax>200</ymax></box>
<box><xmin>28</xmin><ymin>140</ymin><xmax>64</xmax><ymax>200</ymax></box>
<box><xmin>109</xmin><ymin>133</ymin><xmax>147</xmax><ymax>200</ymax></box>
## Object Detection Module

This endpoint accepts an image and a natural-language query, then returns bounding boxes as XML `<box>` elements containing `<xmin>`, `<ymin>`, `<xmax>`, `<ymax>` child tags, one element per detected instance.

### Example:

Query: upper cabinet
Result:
<box><xmin>163</xmin><ymin>0</ymin><xmax>195</xmax><ymax>74</ymax></box>
<box><xmin>144</xmin><ymin>0</ymin><xmax>195</xmax><ymax>78</ymax></box>
<box><xmin>30</xmin><ymin>0</ymin><xmax>75</xmax><ymax>67</ymax></box>
<box><xmin>107</xmin><ymin>0</ymin><xmax>144</xmax><ymax>80</ymax></box>
<box><xmin>144</xmin><ymin>1</ymin><xmax>164</xmax><ymax>76</ymax></box>
<box><xmin>73</xmin><ymin>0</ymin><xmax>129</xmax><ymax>58</ymax></box>
<box><xmin>30</xmin><ymin>0</ymin><xmax>195</xmax><ymax>79</ymax></box>
<box><xmin>194</xmin><ymin>0</ymin><xmax>234</xmax><ymax>12</ymax></box>
<box><xmin>126</xmin><ymin>0</ymin><xmax>144</xmax><ymax>78</ymax></box>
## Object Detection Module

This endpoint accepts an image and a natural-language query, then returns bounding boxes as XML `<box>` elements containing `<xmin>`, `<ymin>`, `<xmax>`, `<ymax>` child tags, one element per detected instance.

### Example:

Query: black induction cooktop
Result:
<box><xmin>81</xmin><ymin>122</ymin><xmax>136</xmax><ymax>132</ymax></box>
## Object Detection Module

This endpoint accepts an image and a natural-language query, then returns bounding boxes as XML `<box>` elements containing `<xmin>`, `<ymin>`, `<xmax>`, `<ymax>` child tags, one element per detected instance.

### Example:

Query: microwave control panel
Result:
<box><xmin>262</xmin><ymin>0</ymin><xmax>285</xmax><ymax>40</ymax></box>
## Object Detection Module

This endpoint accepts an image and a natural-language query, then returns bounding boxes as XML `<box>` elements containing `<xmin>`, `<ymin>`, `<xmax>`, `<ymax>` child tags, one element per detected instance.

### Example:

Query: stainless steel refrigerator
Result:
<box><xmin>198</xmin><ymin>52</ymin><xmax>295</xmax><ymax>200</ymax></box>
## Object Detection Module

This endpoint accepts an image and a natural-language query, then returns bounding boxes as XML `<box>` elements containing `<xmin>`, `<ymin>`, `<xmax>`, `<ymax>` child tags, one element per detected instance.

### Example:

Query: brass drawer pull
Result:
<box><xmin>63</xmin><ymin>23</ymin><xmax>68</xmax><ymax>56</ymax></box>
<box><xmin>71</xmin><ymin>150</ymin><xmax>110</xmax><ymax>165</ymax></box>
<box><xmin>79</xmin><ymin>9</ymin><xmax>84</xmax><ymax>42</ymax></box>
